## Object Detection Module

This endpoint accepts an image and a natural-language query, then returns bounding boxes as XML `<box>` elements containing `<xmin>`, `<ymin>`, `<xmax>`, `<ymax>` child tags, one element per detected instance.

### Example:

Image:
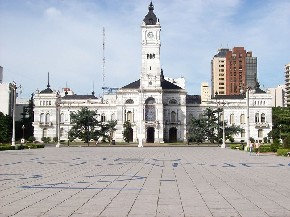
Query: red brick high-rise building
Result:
<box><xmin>211</xmin><ymin>47</ymin><xmax>257</xmax><ymax>96</ymax></box>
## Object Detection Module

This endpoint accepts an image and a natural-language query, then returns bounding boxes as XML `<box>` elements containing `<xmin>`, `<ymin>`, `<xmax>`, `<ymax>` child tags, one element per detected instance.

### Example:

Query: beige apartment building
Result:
<box><xmin>286</xmin><ymin>63</ymin><xmax>290</xmax><ymax>106</ymax></box>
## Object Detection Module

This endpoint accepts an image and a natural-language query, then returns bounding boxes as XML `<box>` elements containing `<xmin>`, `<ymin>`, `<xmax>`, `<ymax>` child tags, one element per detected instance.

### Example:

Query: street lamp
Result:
<box><xmin>67</xmin><ymin>105</ymin><xmax>71</xmax><ymax>147</ymax></box>
<box><xmin>240</xmin><ymin>87</ymin><xmax>251</xmax><ymax>150</ymax></box>
<box><xmin>138</xmin><ymin>88</ymin><xmax>143</xmax><ymax>147</ymax></box>
<box><xmin>215</xmin><ymin>92</ymin><xmax>226</xmax><ymax>148</ymax></box>
<box><xmin>55</xmin><ymin>92</ymin><xmax>61</xmax><ymax>148</ymax></box>
<box><xmin>22</xmin><ymin>125</ymin><xmax>25</xmax><ymax>139</ymax></box>
<box><xmin>10</xmin><ymin>81</ymin><xmax>21</xmax><ymax>147</ymax></box>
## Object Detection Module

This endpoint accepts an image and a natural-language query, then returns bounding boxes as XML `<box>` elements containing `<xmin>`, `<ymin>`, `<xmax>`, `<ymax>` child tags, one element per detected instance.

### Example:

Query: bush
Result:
<box><xmin>41</xmin><ymin>137</ymin><xmax>51</xmax><ymax>143</ymax></box>
<box><xmin>230</xmin><ymin>144</ymin><xmax>244</xmax><ymax>150</ymax></box>
<box><xmin>277</xmin><ymin>148</ymin><xmax>290</xmax><ymax>156</ymax></box>
<box><xmin>283</xmin><ymin>135</ymin><xmax>290</xmax><ymax>148</ymax></box>
<box><xmin>258</xmin><ymin>145</ymin><xmax>272</xmax><ymax>153</ymax></box>
<box><xmin>53</xmin><ymin>137</ymin><xmax>58</xmax><ymax>143</ymax></box>
<box><xmin>263</xmin><ymin>137</ymin><xmax>268</xmax><ymax>143</ymax></box>
<box><xmin>0</xmin><ymin>145</ymin><xmax>16</xmax><ymax>151</ymax></box>
<box><xmin>250</xmin><ymin>137</ymin><xmax>255</xmax><ymax>143</ymax></box>
<box><xmin>229</xmin><ymin>137</ymin><xmax>234</xmax><ymax>143</ymax></box>
<box><xmin>270</xmin><ymin>143</ymin><xmax>280</xmax><ymax>152</ymax></box>
<box><xmin>23</xmin><ymin>144</ymin><xmax>45</xmax><ymax>149</ymax></box>
<box><xmin>230</xmin><ymin>144</ymin><xmax>239</xmax><ymax>149</ymax></box>
<box><xmin>27</xmin><ymin>136</ymin><xmax>36</xmax><ymax>143</ymax></box>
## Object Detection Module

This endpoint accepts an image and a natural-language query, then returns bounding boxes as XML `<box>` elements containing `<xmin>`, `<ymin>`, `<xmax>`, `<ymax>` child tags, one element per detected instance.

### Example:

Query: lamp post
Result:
<box><xmin>55</xmin><ymin>92</ymin><xmax>61</xmax><ymax>148</ymax></box>
<box><xmin>11</xmin><ymin>81</ymin><xmax>20</xmax><ymax>147</ymax></box>
<box><xmin>240</xmin><ymin>87</ymin><xmax>251</xmax><ymax>150</ymax></box>
<box><xmin>22</xmin><ymin>125</ymin><xmax>25</xmax><ymax>139</ymax></box>
<box><xmin>215</xmin><ymin>92</ymin><xmax>226</xmax><ymax>148</ymax></box>
<box><xmin>245</xmin><ymin>87</ymin><xmax>250</xmax><ymax>150</ymax></box>
<box><xmin>67</xmin><ymin>107</ymin><xmax>70</xmax><ymax>147</ymax></box>
<box><xmin>138</xmin><ymin>88</ymin><xmax>143</xmax><ymax>147</ymax></box>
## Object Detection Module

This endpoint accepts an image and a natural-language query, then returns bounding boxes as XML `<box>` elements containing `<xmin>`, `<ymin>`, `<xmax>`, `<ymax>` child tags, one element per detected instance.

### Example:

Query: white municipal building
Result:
<box><xmin>33</xmin><ymin>2</ymin><xmax>272</xmax><ymax>144</ymax></box>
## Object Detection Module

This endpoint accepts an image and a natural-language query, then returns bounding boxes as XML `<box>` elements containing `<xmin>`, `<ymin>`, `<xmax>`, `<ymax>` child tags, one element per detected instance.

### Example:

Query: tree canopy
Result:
<box><xmin>187</xmin><ymin>108</ymin><xmax>242</xmax><ymax>143</ymax></box>
<box><xmin>69</xmin><ymin>107</ymin><xmax>102</xmax><ymax>144</ymax></box>
<box><xmin>0</xmin><ymin>112</ymin><xmax>12</xmax><ymax>143</ymax></box>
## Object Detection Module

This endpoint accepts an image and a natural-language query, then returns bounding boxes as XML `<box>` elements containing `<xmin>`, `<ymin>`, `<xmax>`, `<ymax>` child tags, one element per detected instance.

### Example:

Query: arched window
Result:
<box><xmin>258</xmin><ymin>129</ymin><xmax>263</xmax><ymax>138</ymax></box>
<box><xmin>255</xmin><ymin>113</ymin><xmax>259</xmax><ymax>123</ymax></box>
<box><xmin>43</xmin><ymin>128</ymin><xmax>47</xmax><ymax>137</ymax></box>
<box><xmin>101</xmin><ymin>114</ymin><xmax>106</xmax><ymax>122</ymax></box>
<box><xmin>40</xmin><ymin>113</ymin><xmax>45</xmax><ymax>123</ymax></box>
<box><xmin>145</xmin><ymin>97</ymin><xmax>156</xmax><ymax>121</ymax></box>
<box><xmin>45</xmin><ymin>113</ymin><xmax>50</xmax><ymax>123</ymax></box>
<box><xmin>169</xmin><ymin>99</ymin><xmax>177</xmax><ymax>104</ymax></box>
<box><xmin>171</xmin><ymin>111</ymin><xmax>176</xmax><ymax>122</ymax></box>
<box><xmin>241</xmin><ymin>129</ymin><xmax>245</xmax><ymax>138</ymax></box>
<box><xmin>127</xmin><ymin>111</ymin><xmax>133</xmax><ymax>122</ymax></box>
<box><xmin>230</xmin><ymin>114</ymin><xmax>235</xmax><ymax>124</ymax></box>
<box><xmin>111</xmin><ymin>113</ymin><xmax>115</xmax><ymax>120</ymax></box>
<box><xmin>240</xmin><ymin>114</ymin><xmax>245</xmax><ymax>124</ymax></box>
<box><xmin>60</xmin><ymin>113</ymin><xmax>65</xmax><ymax>123</ymax></box>
<box><xmin>125</xmin><ymin>99</ymin><xmax>134</xmax><ymax>104</ymax></box>
<box><xmin>60</xmin><ymin>128</ymin><xmax>65</xmax><ymax>137</ymax></box>
<box><xmin>261</xmin><ymin>113</ymin><xmax>266</xmax><ymax>123</ymax></box>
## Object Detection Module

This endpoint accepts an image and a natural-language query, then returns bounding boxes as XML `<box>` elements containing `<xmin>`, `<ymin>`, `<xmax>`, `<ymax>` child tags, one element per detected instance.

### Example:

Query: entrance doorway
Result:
<box><xmin>129</xmin><ymin>128</ymin><xmax>133</xmax><ymax>142</ymax></box>
<box><xmin>169</xmin><ymin>127</ymin><xmax>177</xmax><ymax>143</ymax></box>
<box><xmin>146</xmin><ymin>127</ymin><xmax>155</xmax><ymax>143</ymax></box>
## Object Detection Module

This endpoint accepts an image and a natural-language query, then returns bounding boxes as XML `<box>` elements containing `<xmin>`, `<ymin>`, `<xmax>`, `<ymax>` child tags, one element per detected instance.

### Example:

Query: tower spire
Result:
<box><xmin>149</xmin><ymin>1</ymin><xmax>154</xmax><ymax>11</ymax></box>
<box><xmin>47</xmin><ymin>72</ymin><xmax>50</xmax><ymax>88</ymax></box>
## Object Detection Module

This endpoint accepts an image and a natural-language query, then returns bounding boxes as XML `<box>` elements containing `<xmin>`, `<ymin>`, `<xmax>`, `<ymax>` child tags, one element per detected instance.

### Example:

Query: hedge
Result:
<box><xmin>277</xmin><ymin>148</ymin><xmax>290</xmax><ymax>157</ymax></box>
<box><xmin>0</xmin><ymin>144</ymin><xmax>45</xmax><ymax>151</ymax></box>
<box><xmin>230</xmin><ymin>144</ymin><xmax>244</xmax><ymax>150</ymax></box>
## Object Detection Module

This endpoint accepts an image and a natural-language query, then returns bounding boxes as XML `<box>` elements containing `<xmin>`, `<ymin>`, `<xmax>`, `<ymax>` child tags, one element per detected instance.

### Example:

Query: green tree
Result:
<box><xmin>69</xmin><ymin>107</ymin><xmax>102</xmax><ymax>145</ymax></box>
<box><xmin>0</xmin><ymin>112</ymin><xmax>12</xmax><ymax>143</ymax></box>
<box><xmin>187</xmin><ymin>116</ymin><xmax>207</xmax><ymax>143</ymax></box>
<box><xmin>187</xmin><ymin>108</ymin><xmax>242</xmax><ymax>143</ymax></box>
<box><xmin>122</xmin><ymin>121</ymin><xmax>132</xmax><ymax>143</ymax></box>
<box><xmin>269</xmin><ymin>107</ymin><xmax>290</xmax><ymax>141</ymax></box>
<box><xmin>100</xmin><ymin>120</ymin><xmax>117</xmax><ymax>144</ymax></box>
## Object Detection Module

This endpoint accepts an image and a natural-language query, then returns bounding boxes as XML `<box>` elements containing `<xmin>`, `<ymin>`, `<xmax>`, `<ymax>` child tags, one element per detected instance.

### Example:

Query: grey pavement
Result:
<box><xmin>0</xmin><ymin>146</ymin><xmax>290</xmax><ymax>217</ymax></box>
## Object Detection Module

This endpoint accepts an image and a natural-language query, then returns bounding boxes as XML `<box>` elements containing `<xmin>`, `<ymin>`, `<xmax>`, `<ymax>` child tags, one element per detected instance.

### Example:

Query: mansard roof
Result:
<box><xmin>40</xmin><ymin>72</ymin><xmax>53</xmax><ymax>94</ymax></box>
<box><xmin>186</xmin><ymin>95</ymin><xmax>201</xmax><ymax>104</ymax></box>
<box><xmin>40</xmin><ymin>87</ymin><xmax>53</xmax><ymax>94</ymax></box>
<box><xmin>121</xmin><ymin>79</ymin><xmax>182</xmax><ymax>90</ymax></box>
<box><xmin>62</xmin><ymin>94</ymin><xmax>97</xmax><ymax>100</ymax></box>
<box><xmin>143</xmin><ymin>1</ymin><xmax>158</xmax><ymax>25</ymax></box>
<box><xmin>213</xmin><ymin>95</ymin><xmax>245</xmax><ymax>100</ymax></box>
<box><xmin>254</xmin><ymin>83</ymin><xmax>266</xmax><ymax>94</ymax></box>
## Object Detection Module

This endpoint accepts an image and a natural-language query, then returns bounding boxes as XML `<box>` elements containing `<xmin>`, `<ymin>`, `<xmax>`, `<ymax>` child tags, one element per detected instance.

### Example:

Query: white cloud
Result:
<box><xmin>44</xmin><ymin>7</ymin><xmax>62</xmax><ymax>18</ymax></box>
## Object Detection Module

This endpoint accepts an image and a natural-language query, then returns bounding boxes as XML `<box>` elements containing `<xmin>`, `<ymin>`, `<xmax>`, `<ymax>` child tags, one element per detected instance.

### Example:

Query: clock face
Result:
<box><xmin>147</xmin><ymin>32</ymin><xmax>154</xmax><ymax>38</ymax></box>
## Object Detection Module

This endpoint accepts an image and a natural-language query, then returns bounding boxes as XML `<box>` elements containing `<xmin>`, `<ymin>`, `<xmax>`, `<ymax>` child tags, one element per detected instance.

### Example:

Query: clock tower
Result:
<box><xmin>140</xmin><ymin>1</ymin><xmax>161</xmax><ymax>90</ymax></box>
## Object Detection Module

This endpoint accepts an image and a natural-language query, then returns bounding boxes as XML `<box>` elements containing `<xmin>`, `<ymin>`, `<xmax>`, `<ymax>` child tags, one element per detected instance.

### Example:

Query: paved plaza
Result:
<box><xmin>0</xmin><ymin>146</ymin><xmax>290</xmax><ymax>217</ymax></box>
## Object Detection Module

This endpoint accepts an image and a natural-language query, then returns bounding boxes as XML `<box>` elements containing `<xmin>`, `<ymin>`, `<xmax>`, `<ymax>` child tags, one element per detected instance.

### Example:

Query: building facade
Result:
<box><xmin>285</xmin><ymin>63</ymin><xmax>290</xmax><ymax>106</ymax></box>
<box><xmin>268</xmin><ymin>85</ymin><xmax>286</xmax><ymax>107</ymax></box>
<box><xmin>33</xmin><ymin>2</ymin><xmax>272</xmax><ymax>144</ymax></box>
<box><xmin>211</xmin><ymin>47</ymin><xmax>257</xmax><ymax>96</ymax></box>
<box><xmin>0</xmin><ymin>83</ymin><xmax>13</xmax><ymax>115</ymax></box>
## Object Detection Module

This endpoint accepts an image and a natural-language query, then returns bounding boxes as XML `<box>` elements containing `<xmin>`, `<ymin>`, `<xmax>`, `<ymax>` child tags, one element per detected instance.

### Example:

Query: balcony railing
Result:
<box><xmin>38</xmin><ymin>122</ymin><xmax>52</xmax><ymax>127</ymax></box>
<box><xmin>255</xmin><ymin>122</ymin><xmax>269</xmax><ymax>128</ymax></box>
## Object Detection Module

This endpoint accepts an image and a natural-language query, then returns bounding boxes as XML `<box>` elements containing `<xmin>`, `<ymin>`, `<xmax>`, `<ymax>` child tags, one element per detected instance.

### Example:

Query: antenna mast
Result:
<box><xmin>102</xmin><ymin>27</ymin><xmax>105</xmax><ymax>90</ymax></box>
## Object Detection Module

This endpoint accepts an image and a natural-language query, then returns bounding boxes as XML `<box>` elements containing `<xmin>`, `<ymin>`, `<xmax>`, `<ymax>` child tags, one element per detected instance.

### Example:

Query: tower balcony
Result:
<box><xmin>255</xmin><ymin>122</ymin><xmax>269</xmax><ymax>128</ymax></box>
<box><xmin>37</xmin><ymin>122</ymin><xmax>53</xmax><ymax>127</ymax></box>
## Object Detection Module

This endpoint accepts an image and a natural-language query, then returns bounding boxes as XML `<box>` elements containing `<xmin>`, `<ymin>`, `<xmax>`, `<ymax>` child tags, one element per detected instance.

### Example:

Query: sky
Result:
<box><xmin>0</xmin><ymin>0</ymin><xmax>290</xmax><ymax>98</ymax></box>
